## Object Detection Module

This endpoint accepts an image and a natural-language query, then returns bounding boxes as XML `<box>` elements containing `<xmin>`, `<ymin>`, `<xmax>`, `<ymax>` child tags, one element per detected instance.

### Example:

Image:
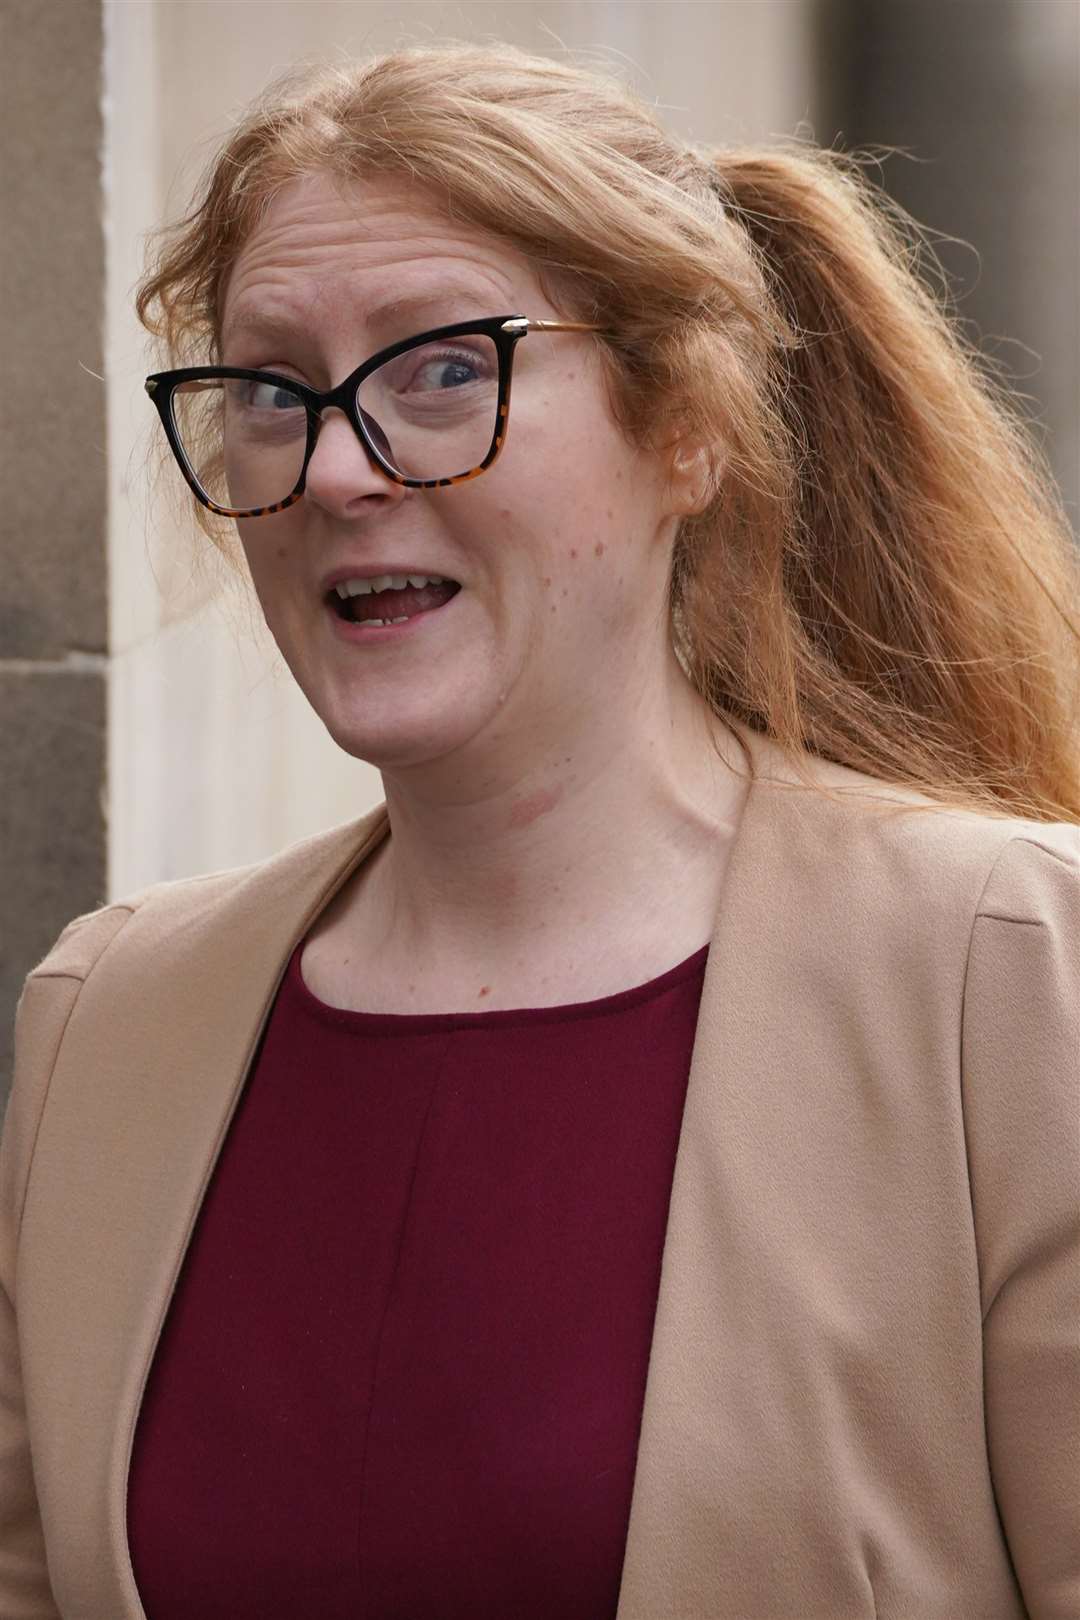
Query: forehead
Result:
<box><xmin>220</xmin><ymin>169</ymin><xmax>542</xmax><ymax>351</ymax></box>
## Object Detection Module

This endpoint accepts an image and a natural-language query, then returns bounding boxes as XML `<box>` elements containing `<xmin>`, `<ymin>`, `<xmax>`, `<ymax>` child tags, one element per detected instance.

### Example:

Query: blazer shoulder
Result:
<box><xmin>27</xmin><ymin>804</ymin><xmax>388</xmax><ymax>987</ymax></box>
<box><xmin>883</xmin><ymin>808</ymin><xmax>1080</xmax><ymax>912</ymax></box>
<box><xmin>26</xmin><ymin>903</ymin><xmax>138</xmax><ymax>985</ymax></box>
<box><xmin>876</xmin><ymin>809</ymin><xmax>1080</xmax><ymax>932</ymax></box>
<box><xmin>755</xmin><ymin>741</ymin><xmax>1078</xmax><ymax>919</ymax></box>
<box><xmin>25</xmin><ymin>869</ymin><xmax>249</xmax><ymax>986</ymax></box>
<box><xmin>973</xmin><ymin>821</ymin><xmax>1080</xmax><ymax>924</ymax></box>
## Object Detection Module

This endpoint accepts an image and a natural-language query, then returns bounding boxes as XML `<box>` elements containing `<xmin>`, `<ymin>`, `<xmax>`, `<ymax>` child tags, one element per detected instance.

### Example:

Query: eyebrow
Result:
<box><xmin>220</xmin><ymin>286</ymin><xmax>512</xmax><ymax>350</ymax></box>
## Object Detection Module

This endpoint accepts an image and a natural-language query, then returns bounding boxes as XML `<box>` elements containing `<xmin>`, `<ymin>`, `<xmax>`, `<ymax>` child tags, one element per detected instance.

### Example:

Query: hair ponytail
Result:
<box><xmin>674</xmin><ymin>142</ymin><xmax>1080</xmax><ymax>822</ymax></box>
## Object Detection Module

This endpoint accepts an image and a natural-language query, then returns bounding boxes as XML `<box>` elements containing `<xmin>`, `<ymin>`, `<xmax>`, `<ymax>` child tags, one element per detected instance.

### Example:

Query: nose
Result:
<box><xmin>302</xmin><ymin>405</ymin><xmax>410</xmax><ymax>518</ymax></box>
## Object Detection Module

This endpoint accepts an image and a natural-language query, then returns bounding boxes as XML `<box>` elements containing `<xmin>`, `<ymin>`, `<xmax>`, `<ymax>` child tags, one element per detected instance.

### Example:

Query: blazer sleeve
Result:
<box><xmin>961</xmin><ymin>828</ymin><xmax>1080</xmax><ymax>1620</ymax></box>
<box><xmin>0</xmin><ymin>905</ymin><xmax>134</xmax><ymax>1620</ymax></box>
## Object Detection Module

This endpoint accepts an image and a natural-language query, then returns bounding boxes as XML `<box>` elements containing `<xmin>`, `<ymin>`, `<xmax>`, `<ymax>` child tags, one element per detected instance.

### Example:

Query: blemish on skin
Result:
<box><xmin>570</xmin><ymin>548</ymin><xmax>578</xmax><ymax>559</ymax></box>
<box><xmin>605</xmin><ymin>509</ymin><xmax>613</xmax><ymax>520</ymax></box>
<box><xmin>550</xmin><ymin>604</ymin><xmax>557</xmax><ymax>613</ymax></box>
<box><xmin>542</xmin><ymin>576</ymin><xmax>552</xmax><ymax>588</ymax></box>
<box><xmin>561</xmin><ymin>587</ymin><xmax>568</xmax><ymax>598</ymax></box>
<box><xmin>508</xmin><ymin>784</ymin><xmax>562</xmax><ymax>830</ymax></box>
<box><xmin>594</xmin><ymin>541</ymin><xmax>605</xmax><ymax>557</ymax></box>
<box><xmin>478</xmin><ymin>985</ymin><xmax>491</xmax><ymax>998</ymax></box>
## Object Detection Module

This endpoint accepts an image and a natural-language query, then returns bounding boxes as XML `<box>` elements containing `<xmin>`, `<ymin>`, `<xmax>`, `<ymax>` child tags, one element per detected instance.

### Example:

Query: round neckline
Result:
<box><xmin>287</xmin><ymin>937</ymin><xmax>711</xmax><ymax>1034</ymax></box>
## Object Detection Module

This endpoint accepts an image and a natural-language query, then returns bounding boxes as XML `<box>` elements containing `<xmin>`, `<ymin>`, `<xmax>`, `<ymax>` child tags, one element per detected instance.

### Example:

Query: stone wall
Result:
<box><xmin>1</xmin><ymin>0</ymin><xmax>108</xmax><ymax>1097</ymax></box>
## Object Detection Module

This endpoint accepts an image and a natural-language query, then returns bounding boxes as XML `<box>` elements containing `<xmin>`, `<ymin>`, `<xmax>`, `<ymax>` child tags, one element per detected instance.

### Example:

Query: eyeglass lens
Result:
<box><xmin>170</xmin><ymin>332</ymin><xmax>501</xmax><ymax>508</ymax></box>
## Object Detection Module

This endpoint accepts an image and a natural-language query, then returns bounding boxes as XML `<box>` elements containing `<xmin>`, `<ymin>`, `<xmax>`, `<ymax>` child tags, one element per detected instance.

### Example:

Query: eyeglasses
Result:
<box><xmin>144</xmin><ymin>314</ymin><xmax>606</xmax><ymax>519</ymax></box>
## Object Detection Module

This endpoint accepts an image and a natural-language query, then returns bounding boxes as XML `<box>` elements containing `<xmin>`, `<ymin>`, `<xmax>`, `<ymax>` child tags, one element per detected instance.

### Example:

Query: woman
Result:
<box><xmin>3</xmin><ymin>39</ymin><xmax>1078</xmax><ymax>1620</ymax></box>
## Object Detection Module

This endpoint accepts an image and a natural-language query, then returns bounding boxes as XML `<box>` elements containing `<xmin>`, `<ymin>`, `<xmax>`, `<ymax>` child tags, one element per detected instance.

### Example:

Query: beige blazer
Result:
<box><xmin>2</xmin><ymin>725</ymin><xmax>1078</xmax><ymax>1620</ymax></box>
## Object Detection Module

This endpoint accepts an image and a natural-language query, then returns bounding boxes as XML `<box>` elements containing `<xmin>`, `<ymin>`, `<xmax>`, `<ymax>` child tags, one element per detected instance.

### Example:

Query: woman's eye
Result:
<box><xmin>414</xmin><ymin>358</ymin><xmax>477</xmax><ymax>390</ymax></box>
<box><xmin>399</xmin><ymin>349</ymin><xmax>490</xmax><ymax>393</ymax></box>
<box><xmin>244</xmin><ymin>379</ymin><xmax>302</xmax><ymax>409</ymax></box>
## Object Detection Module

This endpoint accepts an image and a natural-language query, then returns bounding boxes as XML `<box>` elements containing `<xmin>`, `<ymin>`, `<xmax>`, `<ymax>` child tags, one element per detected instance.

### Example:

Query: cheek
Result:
<box><xmin>235</xmin><ymin>522</ymin><xmax>298</xmax><ymax>629</ymax></box>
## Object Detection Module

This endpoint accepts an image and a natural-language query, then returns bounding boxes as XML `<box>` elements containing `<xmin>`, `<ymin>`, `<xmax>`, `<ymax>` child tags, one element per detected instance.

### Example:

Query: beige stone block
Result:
<box><xmin>0</xmin><ymin>0</ymin><xmax>107</xmax><ymax>661</ymax></box>
<box><xmin>108</xmin><ymin>589</ymin><xmax>383</xmax><ymax>899</ymax></box>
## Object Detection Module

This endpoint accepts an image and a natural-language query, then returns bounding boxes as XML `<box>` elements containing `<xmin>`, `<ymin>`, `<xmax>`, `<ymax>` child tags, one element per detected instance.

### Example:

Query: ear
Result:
<box><xmin>667</xmin><ymin>439</ymin><xmax>715</xmax><ymax>517</ymax></box>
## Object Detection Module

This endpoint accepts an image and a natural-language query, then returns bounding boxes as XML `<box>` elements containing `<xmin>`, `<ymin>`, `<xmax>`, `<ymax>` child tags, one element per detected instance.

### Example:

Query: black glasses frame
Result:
<box><xmin>144</xmin><ymin>313</ymin><xmax>605</xmax><ymax>519</ymax></box>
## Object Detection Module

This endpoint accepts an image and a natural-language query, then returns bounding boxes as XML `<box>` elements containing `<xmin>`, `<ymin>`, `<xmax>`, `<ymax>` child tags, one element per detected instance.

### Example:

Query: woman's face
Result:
<box><xmin>219</xmin><ymin>168</ymin><xmax>700</xmax><ymax>780</ymax></box>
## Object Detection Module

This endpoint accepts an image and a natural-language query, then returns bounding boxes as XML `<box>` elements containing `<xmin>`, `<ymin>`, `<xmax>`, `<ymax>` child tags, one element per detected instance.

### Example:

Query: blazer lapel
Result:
<box><xmin>614</xmin><ymin>739</ymin><xmax>794</xmax><ymax>1618</ymax></box>
<box><xmin>612</xmin><ymin>729</ymin><xmax>939</xmax><ymax>1617</ymax></box>
<box><xmin>19</xmin><ymin>807</ymin><xmax>391</xmax><ymax>1620</ymax></box>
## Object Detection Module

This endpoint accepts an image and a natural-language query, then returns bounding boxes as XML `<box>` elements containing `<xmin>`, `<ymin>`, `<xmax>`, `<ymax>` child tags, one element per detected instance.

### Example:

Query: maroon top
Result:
<box><xmin>127</xmin><ymin>935</ymin><xmax>709</xmax><ymax>1620</ymax></box>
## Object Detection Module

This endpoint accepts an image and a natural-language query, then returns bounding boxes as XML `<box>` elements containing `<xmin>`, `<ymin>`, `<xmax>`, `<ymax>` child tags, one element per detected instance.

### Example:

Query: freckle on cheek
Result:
<box><xmin>594</xmin><ymin>541</ymin><xmax>605</xmax><ymax>557</ymax></box>
<box><xmin>542</xmin><ymin>577</ymin><xmax>552</xmax><ymax>588</ymax></box>
<box><xmin>478</xmin><ymin>986</ymin><xmax>491</xmax><ymax>999</ymax></box>
<box><xmin>570</xmin><ymin>548</ymin><xmax>578</xmax><ymax>559</ymax></box>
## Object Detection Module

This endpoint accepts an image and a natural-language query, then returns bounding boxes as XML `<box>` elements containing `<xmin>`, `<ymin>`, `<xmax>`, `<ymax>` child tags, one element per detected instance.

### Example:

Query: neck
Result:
<box><xmin>354</xmin><ymin>662</ymin><xmax>752</xmax><ymax>986</ymax></box>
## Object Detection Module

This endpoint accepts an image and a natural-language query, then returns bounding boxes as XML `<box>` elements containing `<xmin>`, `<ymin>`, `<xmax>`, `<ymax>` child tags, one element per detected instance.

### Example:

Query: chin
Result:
<box><xmin>321</xmin><ymin>711</ymin><xmax>479</xmax><ymax>774</ymax></box>
<box><xmin>307</xmin><ymin>663</ymin><xmax>511</xmax><ymax>773</ymax></box>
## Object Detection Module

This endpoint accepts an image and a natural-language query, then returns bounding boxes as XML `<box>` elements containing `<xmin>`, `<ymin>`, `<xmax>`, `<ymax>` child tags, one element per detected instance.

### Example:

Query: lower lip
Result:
<box><xmin>324</xmin><ymin>589</ymin><xmax>461</xmax><ymax>644</ymax></box>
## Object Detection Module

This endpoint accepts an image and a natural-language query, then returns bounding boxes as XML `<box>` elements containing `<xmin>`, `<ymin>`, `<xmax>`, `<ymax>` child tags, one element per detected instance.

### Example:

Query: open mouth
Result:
<box><xmin>328</xmin><ymin>576</ymin><xmax>462</xmax><ymax>628</ymax></box>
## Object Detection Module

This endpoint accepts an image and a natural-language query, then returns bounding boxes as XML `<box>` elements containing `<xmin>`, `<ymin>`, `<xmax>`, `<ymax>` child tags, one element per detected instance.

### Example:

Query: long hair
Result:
<box><xmin>136</xmin><ymin>40</ymin><xmax>1080</xmax><ymax>824</ymax></box>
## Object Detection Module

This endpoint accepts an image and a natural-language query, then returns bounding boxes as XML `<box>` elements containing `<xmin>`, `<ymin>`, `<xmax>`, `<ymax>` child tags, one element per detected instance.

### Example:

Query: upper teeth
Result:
<box><xmin>334</xmin><ymin>573</ymin><xmax>446</xmax><ymax>598</ymax></box>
